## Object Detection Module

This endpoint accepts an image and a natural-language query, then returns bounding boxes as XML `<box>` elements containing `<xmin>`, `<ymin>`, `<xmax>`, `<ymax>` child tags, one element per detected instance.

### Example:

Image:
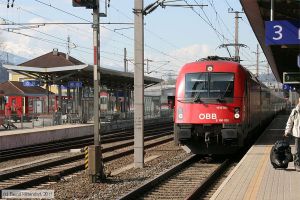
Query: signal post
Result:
<box><xmin>72</xmin><ymin>0</ymin><xmax>105</xmax><ymax>182</ymax></box>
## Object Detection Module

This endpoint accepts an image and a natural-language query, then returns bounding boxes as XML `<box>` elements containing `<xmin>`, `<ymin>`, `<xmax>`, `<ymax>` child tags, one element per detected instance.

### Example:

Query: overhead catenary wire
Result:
<box><xmin>7</xmin><ymin>1</ymin><xmax>134</xmax><ymax>57</ymax></box>
<box><xmin>183</xmin><ymin>0</ymin><xmax>251</xmax><ymax>66</ymax></box>
<box><xmin>32</xmin><ymin>0</ymin><xmax>185</xmax><ymax>67</ymax></box>
<box><xmin>1</xmin><ymin>0</ymin><xmax>265</xmax><ymax>74</ymax></box>
<box><xmin>225</xmin><ymin>0</ymin><xmax>233</xmax><ymax>10</ymax></box>
<box><xmin>0</xmin><ymin>5</ymin><xmax>179</xmax><ymax>74</ymax></box>
<box><xmin>201</xmin><ymin>0</ymin><xmax>256</xmax><ymax>62</ymax></box>
<box><xmin>207</xmin><ymin>0</ymin><xmax>234</xmax><ymax>42</ymax></box>
<box><xmin>183</xmin><ymin>0</ymin><xmax>251</xmax><ymax>62</ymax></box>
<box><xmin>34</xmin><ymin>0</ymin><xmax>91</xmax><ymax>23</ymax></box>
<box><xmin>0</xmin><ymin>16</ymin><xmax>127</xmax><ymax>59</ymax></box>
<box><xmin>193</xmin><ymin>0</ymin><xmax>223</xmax><ymax>43</ymax></box>
<box><xmin>107</xmin><ymin>1</ymin><xmax>180</xmax><ymax>50</ymax></box>
<box><xmin>183</xmin><ymin>0</ymin><xmax>224</xmax><ymax>44</ymax></box>
<box><xmin>2</xmin><ymin>0</ymin><xmax>130</xmax><ymax>55</ymax></box>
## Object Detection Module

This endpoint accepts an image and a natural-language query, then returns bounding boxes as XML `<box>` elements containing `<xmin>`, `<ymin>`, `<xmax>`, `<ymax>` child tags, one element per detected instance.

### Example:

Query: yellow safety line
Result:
<box><xmin>243</xmin><ymin>146</ymin><xmax>271</xmax><ymax>200</ymax></box>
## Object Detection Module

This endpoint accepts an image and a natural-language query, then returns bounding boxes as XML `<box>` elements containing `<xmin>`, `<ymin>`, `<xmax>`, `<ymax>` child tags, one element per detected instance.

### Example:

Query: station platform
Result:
<box><xmin>211</xmin><ymin>115</ymin><xmax>300</xmax><ymax>200</ymax></box>
<box><xmin>0</xmin><ymin>116</ymin><xmax>172</xmax><ymax>151</ymax></box>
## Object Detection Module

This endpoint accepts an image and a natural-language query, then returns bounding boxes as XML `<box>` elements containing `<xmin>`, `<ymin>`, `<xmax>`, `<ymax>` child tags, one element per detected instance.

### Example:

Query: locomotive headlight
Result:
<box><xmin>206</xmin><ymin>65</ymin><xmax>214</xmax><ymax>72</ymax></box>
<box><xmin>178</xmin><ymin>113</ymin><xmax>183</xmax><ymax>119</ymax></box>
<box><xmin>234</xmin><ymin>107</ymin><xmax>240</xmax><ymax>119</ymax></box>
<box><xmin>234</xmin><ymin>113</ymin><xmax>240</xmax><ymax>119</ymax></box>
<box><xmin>178</xmin><ymin>107</ymin><xmax>183</xmax><ymax>119</ymax></box>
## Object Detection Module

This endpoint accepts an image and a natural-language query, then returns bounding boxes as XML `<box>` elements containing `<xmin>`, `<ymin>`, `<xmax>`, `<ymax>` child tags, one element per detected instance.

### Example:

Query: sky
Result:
<box><xmin>0</xmin><ymin>0</ymin><xmax>271</xmax><ymax>79</ymax></box>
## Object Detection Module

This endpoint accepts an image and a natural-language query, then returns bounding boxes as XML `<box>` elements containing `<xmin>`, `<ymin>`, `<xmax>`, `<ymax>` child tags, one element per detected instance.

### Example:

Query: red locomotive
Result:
<box><xmin>174</xmin><ymin>57</ymin><xmax>286</xmax><ymax>154</ymax></box>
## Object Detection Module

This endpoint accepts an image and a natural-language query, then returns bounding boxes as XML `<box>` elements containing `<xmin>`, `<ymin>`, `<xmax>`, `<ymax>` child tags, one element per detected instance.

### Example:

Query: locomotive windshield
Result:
<box><xmin>185</xmin><ymin>72</ymin><xmax>234</xmax><ymax>102</ymax></box>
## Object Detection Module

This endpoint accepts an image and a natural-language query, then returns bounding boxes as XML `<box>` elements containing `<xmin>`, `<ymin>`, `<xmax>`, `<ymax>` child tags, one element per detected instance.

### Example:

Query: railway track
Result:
<box><xmin>119</xmin><ymin>155</ymin><xmax>230</xmax><ymax>200</ymax></box>
<box><xmin>0</xmin><ymin>121</ymin><xmax>173</xmax><ymax>161</ymax></box>
<box><xmin>198</xmin><ymin>163</ymin><xmax>236</xmax><ymax>199</ymax></box>
<box><xmin>0</xmin><ymin>131</ymin><xmax>173</xmax><ymax>190</ymax></box>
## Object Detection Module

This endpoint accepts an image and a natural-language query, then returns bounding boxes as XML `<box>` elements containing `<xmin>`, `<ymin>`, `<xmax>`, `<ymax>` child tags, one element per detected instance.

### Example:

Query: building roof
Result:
<box><xmin>0</xmin><ymin>81</ymin><xmax>52</xmax><ymax>96</ymax></box>
<box><xmin>18</xmin><ymin>50</ymin><xmax>84</xmax><ymax>68</ymax></box>
<box><xmin>4</xmin><ymin>50</ymin><xmax>161</xmax><ymax>89</ymax></box>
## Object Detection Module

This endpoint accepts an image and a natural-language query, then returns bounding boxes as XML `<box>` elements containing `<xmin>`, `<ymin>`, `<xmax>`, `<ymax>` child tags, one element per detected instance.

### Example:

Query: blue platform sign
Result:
<box><xmin>265</xmin><ymin>20</ymin><xmax>300</xmax><ymax>45</ymax></box>
<box><xmin>60</xmin><ymin>85</ymin><xmax>68</xmax><ymax>90</ymax></box>
<box><xmin>23</xmin><ymin>80</ymin><xmax>41</xmax><ymax>87</ymax></box>
<box><xmin>283</xmin><ymin>84</ymin><xmax>292</xmax><ymax>91</ymax></box>
<box><xmin>68</xmin><ymin>81</ymin><xmax>82</xmax><ymax>88</ymax></box>
<box><xmin>283</xmin><ymin>84</ymin><xmax>296</xmax><ymax>91</ymax></box>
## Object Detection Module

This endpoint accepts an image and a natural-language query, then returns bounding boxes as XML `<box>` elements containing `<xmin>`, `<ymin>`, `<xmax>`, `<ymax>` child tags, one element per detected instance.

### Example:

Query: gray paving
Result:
<box><xmin>211</xmin><ymin>115</ymin><xmax>300</xmax><ymax>200</ymax></box>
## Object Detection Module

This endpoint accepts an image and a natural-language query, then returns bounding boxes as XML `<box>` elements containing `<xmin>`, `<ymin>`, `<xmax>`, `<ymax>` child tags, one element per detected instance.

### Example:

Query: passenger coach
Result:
<box><xmin>174</xmin><ymin>57</ymin><xmax>286</xmax><ymax>154</ymax></box>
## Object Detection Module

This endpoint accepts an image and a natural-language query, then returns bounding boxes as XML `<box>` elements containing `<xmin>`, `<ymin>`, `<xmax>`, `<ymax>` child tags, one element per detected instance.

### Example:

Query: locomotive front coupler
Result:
<box><xmin>205</xmin><ymin>132</ymin><xmax>211</xmax><ymax>148</ymax></box>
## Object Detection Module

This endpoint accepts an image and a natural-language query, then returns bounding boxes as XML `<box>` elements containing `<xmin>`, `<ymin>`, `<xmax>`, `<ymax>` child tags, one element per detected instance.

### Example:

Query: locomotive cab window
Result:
<box><xmin>185</xmin><ymin>73</ymin><xmax>209</xmax><ymax>98</ymax></box>
<box><xmin>185</xmin><ymin>72</ymin><xmax>234</xmax><ymax>102</ymax></box>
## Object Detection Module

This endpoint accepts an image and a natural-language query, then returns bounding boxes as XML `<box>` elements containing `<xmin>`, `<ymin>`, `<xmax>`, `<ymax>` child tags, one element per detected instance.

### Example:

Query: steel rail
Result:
<box><xmin>118</xmin><ymin>154</ymin><xmax>199</xmax><ymax>200</ymax></box>
<box><xmin>118</xmin><ymin>157</ymin><xmax>231</xmax><ymax>200</ymax></box>
<box><xmin>0</xmin><ymin>122</ymin><xmax>173</xmax><ymax>161</ymax></box>
<box><xmin>185</xmin><ymin>159</ymin><xmax>230</xmax><ymax>200</ymax></box>
<box><xmin>0</xmin><ymin>132</ymin><xmax>174</xmax><ymax>189</ymax></box>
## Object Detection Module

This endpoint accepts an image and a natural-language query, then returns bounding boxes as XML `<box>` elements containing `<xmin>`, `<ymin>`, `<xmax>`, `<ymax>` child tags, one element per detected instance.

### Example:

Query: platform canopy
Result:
<box><xmin>3</xmin><ymin>50</ymin><xmax>161</xmax><ymax>90</ymax></box>
<box><xmin>240</xmin><ymin>0</ymin><xmax>300</xmax><ymax>83</ymax></box>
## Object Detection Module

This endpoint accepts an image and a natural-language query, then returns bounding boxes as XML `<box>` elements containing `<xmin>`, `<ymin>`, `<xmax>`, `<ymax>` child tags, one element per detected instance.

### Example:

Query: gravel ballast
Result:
<box><xmin>44</xmin><ymin>141</ymin><xmax>189</xmax><ymax>200</ymax></box>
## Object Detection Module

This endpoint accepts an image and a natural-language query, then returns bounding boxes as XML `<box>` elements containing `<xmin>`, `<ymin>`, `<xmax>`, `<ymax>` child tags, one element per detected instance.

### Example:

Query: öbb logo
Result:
<box><xmin>199</xmin><ymin>113</ymin><xmax>217</xmax><ymax>120</ymax></box>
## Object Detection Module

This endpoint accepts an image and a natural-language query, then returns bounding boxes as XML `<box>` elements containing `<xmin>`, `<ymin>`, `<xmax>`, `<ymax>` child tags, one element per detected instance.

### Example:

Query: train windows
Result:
<box><xmin>100</xmin><ymin>97</ymin><xmax>107</xmax><ymax>104</ymax></box>
<box><xmin>210</xmin><ymin>73</ymin><xmax>234</xmax><ymax>98</ymax></box>
<box><xmin>185</xmin><ymin>72</ymin><xmax>234</xmax><ymax>101</ymax></box>
<box><xmin>185</xmin><ymin>73</ymin><xmax>209</xmax><ymax>98</ymax></box>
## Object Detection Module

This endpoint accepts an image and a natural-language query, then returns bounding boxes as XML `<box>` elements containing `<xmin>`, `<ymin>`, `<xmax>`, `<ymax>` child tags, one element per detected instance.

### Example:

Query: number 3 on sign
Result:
<box><xmin>273</xmin><ymin>25</ymin><xmax>283</xmax><ymax>40</ymax></box>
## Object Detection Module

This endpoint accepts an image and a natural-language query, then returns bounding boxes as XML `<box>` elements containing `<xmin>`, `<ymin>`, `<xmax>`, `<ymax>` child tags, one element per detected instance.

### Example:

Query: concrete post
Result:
<box><xmin>124</xmin><ymin>48</ymin><xmax>127</xmax><ymax>72</ymax></box>
<box><xmin>234</xmin><ymin>12</ymin><xmax>239</xmax><ymax>59</ymax></box>
<box><xmin>134</xmin><ymin>0</ymin><xmax>144</xmax><ymax>168</ymax></box>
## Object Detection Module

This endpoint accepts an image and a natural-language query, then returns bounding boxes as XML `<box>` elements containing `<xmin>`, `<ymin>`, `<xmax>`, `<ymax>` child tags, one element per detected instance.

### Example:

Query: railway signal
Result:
<box><xmin>72</xmin><ymin>0</ymin><xmax>105</xmax><ymax>182</ymax></box>
<box><xmin>72</xmin><ymin>0</ymin><xmax>96</xmax><ymax>8</ymax></box>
